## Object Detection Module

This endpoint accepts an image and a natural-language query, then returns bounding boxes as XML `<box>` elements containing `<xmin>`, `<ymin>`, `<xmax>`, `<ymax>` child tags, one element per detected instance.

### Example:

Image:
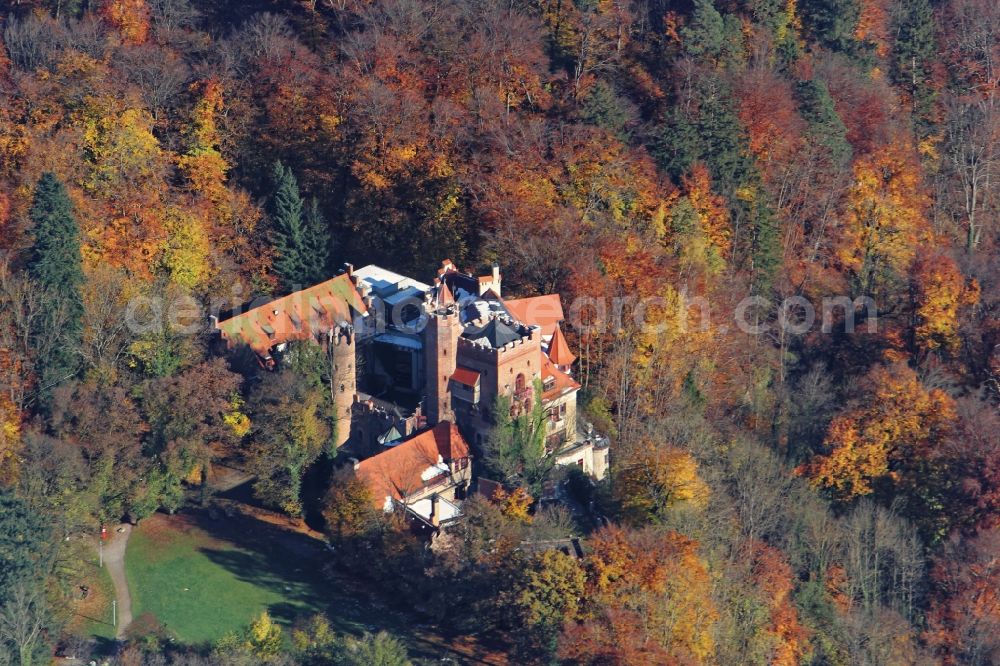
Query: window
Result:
<box><xmin>546</xmin><ymin>432</ymin><xmax>564</xmax><ymax>454</ymax></box>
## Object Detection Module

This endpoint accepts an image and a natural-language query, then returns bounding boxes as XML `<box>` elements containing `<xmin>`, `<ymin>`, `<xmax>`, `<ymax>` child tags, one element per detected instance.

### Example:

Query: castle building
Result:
<box><xmin>215</xmin><ymin>260</ymin><xmax>609</xmax><ymax>522</ymax></box>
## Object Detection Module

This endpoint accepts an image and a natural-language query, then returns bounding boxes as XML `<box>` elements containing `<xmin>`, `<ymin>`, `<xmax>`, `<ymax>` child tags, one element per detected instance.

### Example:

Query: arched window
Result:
<box><xmin>515</xmin><ymin>373</ymin><xmax>526</xmax><ymax>393</ymax></box>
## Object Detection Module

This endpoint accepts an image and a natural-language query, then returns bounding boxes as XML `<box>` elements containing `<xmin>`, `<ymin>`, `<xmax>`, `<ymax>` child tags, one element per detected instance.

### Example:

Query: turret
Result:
<box><xmin>330</xmin><ymin>322</ymin><xmax>356</xmax><ymax>448</ymax></box>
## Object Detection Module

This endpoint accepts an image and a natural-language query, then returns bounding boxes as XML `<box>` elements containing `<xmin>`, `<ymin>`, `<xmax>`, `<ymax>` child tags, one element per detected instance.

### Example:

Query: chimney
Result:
<box><xmin>491</xmin><ymin>263</ymin><xmax>501</xmax><ymax>297</ymax></box>
<box><xmin>430</xmin><ymin>494</ymin><xmax>440</xmax><ymax>528</ymax></box>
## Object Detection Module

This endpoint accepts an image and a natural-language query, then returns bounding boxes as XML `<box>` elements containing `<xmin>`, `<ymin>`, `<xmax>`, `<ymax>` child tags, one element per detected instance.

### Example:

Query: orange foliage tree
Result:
<box><xmin>100</xmin><ymin>0</ymin><xmax>151</xmax><ymax>46</ymax></box>
<box><xmin>798</xmin><ymin>362</ymin><xmax>956</xmax><ymax>501</ymax></box>
<box><xmin>559</xmin><ymin>525</ymin><xmax>718</xmax><ymax>664</ymax></box>
<box><xmin>178</xmin><ymin>79</ymin><xmax>229</xmax><ymax>204</ymax></box>
<box><xmin>838</xmin><ymin>145</ymin><xmax>932</xmax><ymax>296</ymax></box>
<box><xmin>909</xmin><ymin>252</ymin><xmax>980</xmax><ymax>355</ymax></box>
<box><xmin>926</xmin><ymin>528</ymin><xmax>1000</xmax><ymax>665</ymax></box>
<box><xmin>750</xmin><ymin>543</ymin><xmax>811</xmax><ymax>666</ymax></box>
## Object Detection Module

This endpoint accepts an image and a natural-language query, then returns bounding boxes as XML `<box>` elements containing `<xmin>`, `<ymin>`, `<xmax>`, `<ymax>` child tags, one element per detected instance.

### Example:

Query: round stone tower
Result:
<box><xmin>330</xmin><ymin>322</ymin><xmax>356</xmax><ymax>448</ymax></box>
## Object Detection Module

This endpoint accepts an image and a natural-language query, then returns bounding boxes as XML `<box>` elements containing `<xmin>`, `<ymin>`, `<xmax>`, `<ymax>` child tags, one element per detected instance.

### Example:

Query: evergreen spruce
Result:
<box><xmin>0</xmin><ymin>490</ymin><xmax>52</xmax><ymax>603</ymax></box>
<box><xmin>800</xmin><ymin>0</ymin><xmax>862</xmax><ymax>55</ymax></box>
<box><xmin>27</xmin><ymin>172</ymin><xmax>84</xmax><ymax>393</ymax></box>
<box><xmin>891</xmin><ymin>0</ymin><xmax>937</xmax><ymax>134</ymax></box>
<box><xmin>268</xmin><ymin>163</ymin><xmax>332</xmax><ymax>290</ymax></box>
<box><xmin>303</xmin><ymin>196</ymin><xmax>332</xmax><ymax>284</ymax></box>
<box><xmin>795</xmin><ymin>79</ymin><xmax>853</xmax><ymax>165</ymax></box>
<box><xmin>694</xmin><ymin>77</ymin><xmax>753</xmax><ymax>197</ymax></box>
<box><xmin>681</xmin><ymin>0</ymin><xmax>726</xmax><ymax>60</ymax></box>
<box><xmin>28</xmin><ymin>173</ymin><xmax>84</xmax><ymax>302</ymax></box>
<box><xmin>269</xmin><ymin>161</ymin><xmax>307</xmax><ymax>290</ymax></box>
<box><xmin>651</xmin><ymin>75</ymin><xmax>752</xmax><ymax>195</ymax></box>
<box><xmin>745</xmin><ymin>191</ymin><xmax>782</xmax><ymax>292</ymax></box>
<box><xmin>578</xmin><ymin>80</ymin><xmax>632</xmax><ymax>140</ymax></box>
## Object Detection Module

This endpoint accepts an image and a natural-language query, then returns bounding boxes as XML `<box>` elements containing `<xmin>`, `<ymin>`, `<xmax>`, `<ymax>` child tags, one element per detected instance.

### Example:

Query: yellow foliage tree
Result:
<box><xmin>910</xmin><ymin>252</ymin><xmax>980</xmax><ymax>354</ymax></box>
<box><xmin>568</xmin><ymin>526</ymin><xmax>719</xmax><ymax>663</ymax></box>
<box><xmin>798</xmin><ymin>362</ymin><xmax>956</xmax><ymax>500</ymax></box>
<box><xmin>83</xmin><ymin>107</ymin><xmax>168</xmax><ymax>274</ymax></box>
<box><xmin>161</xmin><ymin>206</ymin><xmax>212</xmax><ymax>290</ymax></box>
<box><xmin>493</xmin><ymin>486</ymin><xmax>534</xmax><ymax>524</ymax></box>
<box><xmin>838</xmin><ymin>146</ymin><xmax>931</xmax><ymax>296</ymax></box>
<box><xmin>178</xmin><ymin>79</ymin><xmax>229</xmax><ymax>204</ymax></box>
<box><xmin>0</xmin><ymin>389</ymin><xmax>20</xmax><ymax>485</ymax></box>
<box><xmin>616</xmin><ymin>442</ymin><xmax>710</xmax><ymax>524</ymax></box>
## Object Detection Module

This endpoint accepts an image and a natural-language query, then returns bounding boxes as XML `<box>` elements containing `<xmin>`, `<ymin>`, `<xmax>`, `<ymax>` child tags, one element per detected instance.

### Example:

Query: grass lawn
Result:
<box><xmin>125</xmin><ymin>513</ymin><xmax>327</xmax><ymax>645</ymax></box>
<box><xmin>124</xmin><ymin>505</ymin><xmax>508</xmax><ymax>663</ymax></box>
<box><xmin>67</xmin><ymin>542</ymin><xmax>117</xmax><ymax>640</ymax></box>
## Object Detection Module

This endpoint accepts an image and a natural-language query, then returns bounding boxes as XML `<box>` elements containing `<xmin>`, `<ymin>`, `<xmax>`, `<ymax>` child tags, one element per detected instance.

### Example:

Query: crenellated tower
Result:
<box><xmin>424</xmin><ymin>302</ymin><xmax>462</xmax><ymax>425</ymax></box>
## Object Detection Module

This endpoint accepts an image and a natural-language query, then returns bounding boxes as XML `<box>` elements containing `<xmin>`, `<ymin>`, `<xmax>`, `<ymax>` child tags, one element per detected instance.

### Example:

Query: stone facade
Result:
<box><xmin>215</xmin><ymin>260</ymin><xmax>609</xmax><ymax>487</ymax></box>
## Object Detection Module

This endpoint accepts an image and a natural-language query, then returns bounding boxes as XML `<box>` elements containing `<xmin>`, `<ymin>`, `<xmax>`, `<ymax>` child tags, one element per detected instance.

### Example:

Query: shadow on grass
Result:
<box><xmin>73</xmin><ymin>611</ymin><xmax>111</xmax><ymax>626</ymax></box>
<box><xmin>184</xmin><ymin>509</ymin><xmax>466</xmax><ymax>662</ymax></box>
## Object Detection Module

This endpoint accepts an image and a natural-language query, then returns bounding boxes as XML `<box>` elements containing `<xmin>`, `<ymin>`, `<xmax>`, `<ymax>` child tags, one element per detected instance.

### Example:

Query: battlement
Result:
<box><xmin>457</xmin><ymin>321</ymin><xmax>540</xmax><ymax>361</ymax></box>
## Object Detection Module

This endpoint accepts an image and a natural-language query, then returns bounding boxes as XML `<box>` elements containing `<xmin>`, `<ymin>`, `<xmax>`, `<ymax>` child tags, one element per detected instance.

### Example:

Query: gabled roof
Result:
<box><xmin>377</xmin><ymin>425</ymin><xmax>403</xmax><ymax>446</ymax></box>
<box><xmin>541</xmin><ymin>353</ymin><xmax>581</xmax><ymax>401</ymax></box>
<box><xmin>451</xmin><ymin>366</ymin><xmax>480</xmax><ymax>387</ymax></box>
<box><xmin>503</xmin><ymin>294</ymin><xmax>564</xmax><ymax>337</ymax></box>
<box><xmin>355</xmin><ymin>422</ymin><xmax>470</xmax><ymax>508</ymax></box>
<box><xmin>216</xmin><ymin>274</ymin><xmax>366</xmax><ymax>355</ymax></box>
<box><xmin>547</xmin><ymin>323</ymin><xmax>576</xmax><ymax>366</ymax></box>
<box><xmin>463</xmin><ymin>317</ymin><xmax>523</xmax><ymax>348</ymax></box>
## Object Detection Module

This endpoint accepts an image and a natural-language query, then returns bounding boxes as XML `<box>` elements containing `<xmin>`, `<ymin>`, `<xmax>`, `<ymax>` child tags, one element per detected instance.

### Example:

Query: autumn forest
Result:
<box><xmin>0</xmin><ymin>0</ymin><xmax>998</xmax><ymax>663</ymax></box>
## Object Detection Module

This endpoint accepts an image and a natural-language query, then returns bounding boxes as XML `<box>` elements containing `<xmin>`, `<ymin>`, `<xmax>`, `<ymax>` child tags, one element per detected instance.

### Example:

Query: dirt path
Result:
<box><xmin>102</xmin><ymin>524</ymin><xmax>133</xmax><ymax>639</ymax></box>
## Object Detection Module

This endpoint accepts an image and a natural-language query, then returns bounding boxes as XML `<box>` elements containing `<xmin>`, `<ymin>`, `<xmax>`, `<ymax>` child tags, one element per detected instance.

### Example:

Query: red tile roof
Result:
<box><xmin>504</xmin><ymin>294</ymin><xmax>565</xmax><ymax>336</ymax></box>
<box><xmin>477</xmin><ymin>477</ymin><xmax>504</xmax><ymax>501</ymax></box>
<box><xmin>437</xmin><ymin>280</ymin><xmax>455</xmax><ymax>306</ymax></box>
<box><xmin>215</xmin><ymin>274</ymin><xmax>367</xmax><ymax>355</ymax></box>
<box><xmin>450</xmin><ymin>366</ymin><xmax>480</xmax><ymax>387</ymax></box>
<box><xmin>356</xmin><ymin>422</ymin><xmax>470</xmax><ymax>508</ymax></box>
<box><xmin>547</xmin><ymin>323</ymin><xmax>576</xmax><ymax>366</ymax></box>
<box><xmin>541</xmin><ymin>353</ymin><xmax>581</xmax><ymax>401</ymax></box>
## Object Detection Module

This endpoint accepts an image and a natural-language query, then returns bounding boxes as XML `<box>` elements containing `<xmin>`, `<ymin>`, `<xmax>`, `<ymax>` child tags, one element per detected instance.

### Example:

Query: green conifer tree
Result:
<box><xmin>303</xmin><ymin>196</ymin><xmax>331</xmax><ymax>284</ymax></box>
<box><xmin>0</xmin><ymin>491</ymin><xmax>51</xmax><ymax>603</ymax></box>
<box><xmin>578</xmin><ymin>80</ymin><xmax>631</xmax><ymax>140</ymax></box>
<box><xmin>694</xmin><ymin>77</ymin><xmax>753</xmax><ymax>197</ymax></box>
<box><xmin>795</xmin><ymin>79</ymin><xmax>853</xmax><ymax>165</ymax></box>
<box><xmin>269</xmin><ymin>161</ymin><xmax>307</xmax><ymax>290</ymax></box>
<box><xmin>891</xmin><ymin>0</ymin><xmax>937</xmax><ymax>134</ymax></box>
<box><xmin>681</xmin><ymin>0</ymin><xmax>726</xmax><ymax>61</ymax></box>
<box><xmin>800</xmin><ymin>0</ymin><xmax>862</xmax><ymax>55</ymax></box>
<box><xmin>0</xmin><ymin>491</ymin><xmax>54</xmax><ymax>666</ymax></box>
<box><xmin>27</xmin><ymin>173</ymin><xmax>84</xmax><ymax>394</ymax></box>
<box><xmin>269</xmin><ymin>163</ymin><xmax>332</xmax><ymax>290</ymax></box>
<box><xmin>28</xmin><ymin>174</ymin><xmax>84</xmax><ymax>294</ymax></box>
<box><xmin>651</xmin><ymin>75</ymin><xmax>752</xmax><ymax>194</ymax></box>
